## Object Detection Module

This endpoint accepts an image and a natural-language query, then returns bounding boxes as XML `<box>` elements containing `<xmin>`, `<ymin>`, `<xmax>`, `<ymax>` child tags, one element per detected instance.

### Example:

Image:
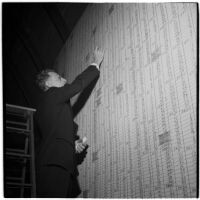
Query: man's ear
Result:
<box><xmin>45</xmin><ymin>79</ymin><xmax>51</xmax><ymax>88</ymax></box>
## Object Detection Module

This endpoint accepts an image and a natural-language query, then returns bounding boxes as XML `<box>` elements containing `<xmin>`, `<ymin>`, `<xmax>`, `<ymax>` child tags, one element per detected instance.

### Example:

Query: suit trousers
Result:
<box><xmin>36</xmin><ymin>164</ymin><xmax>72</xmax><ymax>197</ymax></box>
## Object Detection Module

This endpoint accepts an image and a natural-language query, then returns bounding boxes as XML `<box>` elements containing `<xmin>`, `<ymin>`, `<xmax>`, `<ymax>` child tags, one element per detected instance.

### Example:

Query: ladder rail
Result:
<box><xmin>20</xmin><ymin>137</ymin><xmax>29</xmax><ymax>197</ymax></box>
<box><xmin>29</xmin><ymin>111</ymin><xmax>36</xmax><ymax>197</ymax></box>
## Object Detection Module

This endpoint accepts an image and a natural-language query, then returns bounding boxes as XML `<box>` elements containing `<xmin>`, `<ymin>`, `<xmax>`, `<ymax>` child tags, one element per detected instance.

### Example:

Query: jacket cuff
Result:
<box><xmin>90</xmin><ymin>63</ymin><xmax>100</xmax><ymax>70</ymax></box>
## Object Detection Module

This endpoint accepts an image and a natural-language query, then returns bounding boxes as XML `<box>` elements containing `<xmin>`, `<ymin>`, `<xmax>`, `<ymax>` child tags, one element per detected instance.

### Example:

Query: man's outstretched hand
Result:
<box><xmin>93</xmin><ymin>46</ymin><xmax>104</xmax><ymax>67</ymax></box>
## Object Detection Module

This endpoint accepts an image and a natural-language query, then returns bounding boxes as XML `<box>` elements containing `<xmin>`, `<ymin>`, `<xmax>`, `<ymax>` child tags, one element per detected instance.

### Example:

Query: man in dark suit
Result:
<box><xmin>34</xmin><ymin>47</ymin><xmax>104</xmax><ymax>197</ymax></box>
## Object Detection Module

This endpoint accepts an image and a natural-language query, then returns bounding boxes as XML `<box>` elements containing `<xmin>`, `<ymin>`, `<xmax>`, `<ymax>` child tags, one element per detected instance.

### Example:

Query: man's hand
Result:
<box><xmin>92</xmin><ymin>46</ymin><xmax>104</xmax><ymax>66</ymax></box>
<box><xmin>75</xmin><ymin>137</ymin><xmax>87</xmax><ymax>153</ymax></box>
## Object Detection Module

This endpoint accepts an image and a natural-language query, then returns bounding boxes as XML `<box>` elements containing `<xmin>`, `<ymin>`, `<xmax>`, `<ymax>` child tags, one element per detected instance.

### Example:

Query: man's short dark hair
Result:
<box><xmin>36</xmin><ymin>69</ymin><xmax>55</xmax><ymax>91</ymax></box>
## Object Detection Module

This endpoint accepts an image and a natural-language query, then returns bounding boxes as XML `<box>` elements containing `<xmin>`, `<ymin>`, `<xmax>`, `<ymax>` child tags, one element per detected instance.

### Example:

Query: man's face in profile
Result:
<box><xmin>46</xmin><ymin>72</ymin><xmax>67</xmax><ymax>88</ymax></box>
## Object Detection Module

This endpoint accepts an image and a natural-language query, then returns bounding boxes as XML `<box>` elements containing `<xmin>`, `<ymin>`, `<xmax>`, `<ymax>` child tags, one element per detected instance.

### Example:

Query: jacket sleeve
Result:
<box><xmin>53</xmin><ymin>65</ymin><xmax>100</xmax><ymax>102</ymax></box>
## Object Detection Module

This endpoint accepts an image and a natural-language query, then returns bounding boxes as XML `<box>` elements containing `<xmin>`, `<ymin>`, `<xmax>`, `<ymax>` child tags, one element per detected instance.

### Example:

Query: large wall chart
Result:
<box><xmin>54</xmin><ymin>3</ymin><xmax>197</xmax><ymax>198</ymax></box>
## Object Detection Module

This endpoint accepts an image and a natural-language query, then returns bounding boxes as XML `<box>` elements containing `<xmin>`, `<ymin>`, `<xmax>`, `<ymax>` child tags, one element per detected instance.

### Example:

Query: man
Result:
<box><xmin>34</xmin><ymin>47</ymin><xmax>104</xmax><ymax>197</ymax></box>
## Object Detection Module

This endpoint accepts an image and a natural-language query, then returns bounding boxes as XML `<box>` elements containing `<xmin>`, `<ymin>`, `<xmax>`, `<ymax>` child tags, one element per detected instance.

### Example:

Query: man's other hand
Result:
<box><xmin>93</xmin><ymin>46</ymin><xmax>104</xmax><ymax>66</ymax></box>
<box><xmin>75</xmin><ymin>138</ymin><xmax>87</xmax><ymax>153</ymax></box>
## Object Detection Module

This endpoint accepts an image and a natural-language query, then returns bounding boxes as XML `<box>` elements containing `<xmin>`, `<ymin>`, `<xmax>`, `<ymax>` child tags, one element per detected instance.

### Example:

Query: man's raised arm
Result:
<box><xmin>54</xmin><ymin>47</ymin><xmax>104</xmax><ymax>102</ymax></box>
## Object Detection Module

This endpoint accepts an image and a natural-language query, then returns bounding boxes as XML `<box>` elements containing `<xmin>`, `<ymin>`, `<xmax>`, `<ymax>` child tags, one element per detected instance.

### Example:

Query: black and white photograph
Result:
<box><xmin>3</xmin><ymin>1</ymin><xmax>198</xmax><ymax>198</ymax></box>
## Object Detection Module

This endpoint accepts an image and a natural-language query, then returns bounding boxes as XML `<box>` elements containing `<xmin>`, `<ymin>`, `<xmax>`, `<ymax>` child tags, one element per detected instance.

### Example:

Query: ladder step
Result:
<box><xmin>6</xmin><ymin>177</ymin><xmax>23</xmax><ymax>181</ymax></box>
<box><xmin>6</xmin><ymin>126</ymin><xmax>30</xmax><ymax>134</ymax></box>
<box><xmin>6</xmin><ymin>182</ymin><xmax>32</xmax><ymax>187</ymax></box>
<box><xmin>6</xmin><ymin>148</ymin><xmax>25</xmax><ymax>153</ymax></box>
<box><xmin>6</xmin><ymin>152</ymin><xmax>30</xmax><ymax>158</ymax></box>
<box><xmin>6</xmin><ymin>110</ymin><xmax>26</xmax><ymax>117</ymax></box>
<box><xmin>6</xmin><ymin>120</ymin><xmax>28</xmax><ymax>127</ymax></box>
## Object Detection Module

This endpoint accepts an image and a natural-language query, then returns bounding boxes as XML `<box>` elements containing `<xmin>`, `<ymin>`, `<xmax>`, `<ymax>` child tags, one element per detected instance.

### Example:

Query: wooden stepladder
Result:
<box><xmin>5</xmin><ymin>104</ymin><xmax>36</xmax><ymax>197</ymax></box>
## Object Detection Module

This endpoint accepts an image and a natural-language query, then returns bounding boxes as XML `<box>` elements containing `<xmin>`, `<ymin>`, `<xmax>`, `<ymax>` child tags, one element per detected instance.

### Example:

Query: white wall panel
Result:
<box><xmin>54</xmin><ymin>3</ymin><xmax>197</xmax><ymax>198</ymax></box>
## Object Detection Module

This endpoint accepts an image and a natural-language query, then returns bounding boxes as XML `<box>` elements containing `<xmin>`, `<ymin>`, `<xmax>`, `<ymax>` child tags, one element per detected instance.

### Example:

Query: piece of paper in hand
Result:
<box><xmin>82</xmin><ymin>136</ymin><xmax>87</xmax><ymax>144</ymax></box>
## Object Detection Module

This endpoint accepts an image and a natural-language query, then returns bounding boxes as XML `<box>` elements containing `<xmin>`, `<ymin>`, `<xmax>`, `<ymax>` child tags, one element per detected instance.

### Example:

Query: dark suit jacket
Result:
<box><xmin>35</xmin><ymin>65</ymin><xmax>99</xmax><ymax>174</ymax></box>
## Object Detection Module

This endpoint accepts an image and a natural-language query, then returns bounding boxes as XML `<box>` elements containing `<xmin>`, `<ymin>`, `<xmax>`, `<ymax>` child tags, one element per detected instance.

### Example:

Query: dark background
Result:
<box><xmin>3</xmin><ymin>3</ymin><xmax>88</xmax><ymax>109</ymax></box>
